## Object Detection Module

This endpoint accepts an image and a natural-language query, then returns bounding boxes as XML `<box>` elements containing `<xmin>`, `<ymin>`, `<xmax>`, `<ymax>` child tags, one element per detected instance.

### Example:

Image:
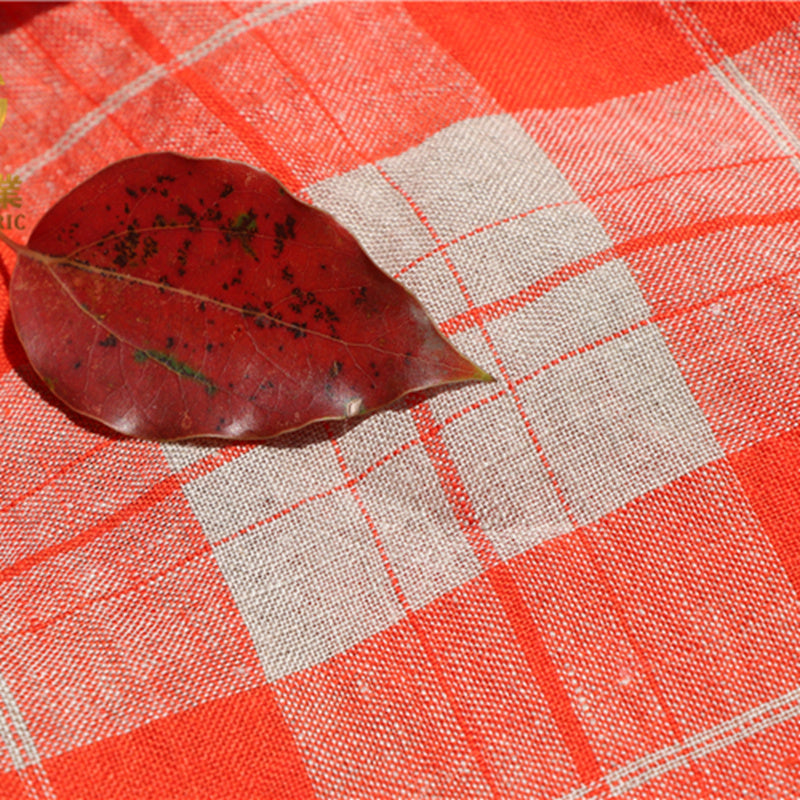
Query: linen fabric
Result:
<box><xmin>1</xmin><ymin>2</ymin><xmax>800</xmax><ymax>797</ymax></box>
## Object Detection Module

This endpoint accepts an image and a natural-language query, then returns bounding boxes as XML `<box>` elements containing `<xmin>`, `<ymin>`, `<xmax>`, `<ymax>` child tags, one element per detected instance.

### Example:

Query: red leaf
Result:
<box><xmin>5</xmin><ymin>153</ymin><xmax>491</xmax><ymax>440</ymax></box>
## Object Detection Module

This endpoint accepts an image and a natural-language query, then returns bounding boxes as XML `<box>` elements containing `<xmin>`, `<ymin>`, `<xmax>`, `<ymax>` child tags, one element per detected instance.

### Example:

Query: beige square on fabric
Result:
<box><xmin>486</xmin><ymin>259</ymin><xmax>652</xmax><ymax>383</ymax></box>
<box><xmin>518</xmin><ymin>325</ymin><xmax>724</xmax><ymax>524</ymax></box>
<box><xmin>181</xmin><ymin>438</ymin><xmax>344</xmax><ymax>545</ymax></box>
<box><xmin>447</xmin><ymin>204</ymin><xmax>612</xmax><ymax>308</ymax></box>
<box><xmin>356</xmin><ymin>445</ymin><xmax>483</xmax><ymax>609</ymax></box>
<box><xmin>214</xmin><ymin>491</ymin><xmax>405</xmax><ymax>681</ymax></box>
<box><xmin>307</xmin><ymin>162</ymin><xmax>434</xmax><ymax>273</ymax></box>
<box><xmin>440</xmin><ymin>396</ymin><xmax>573</xmax><ymax>560</ymax></box>
<box><xmin>380</xmin><ymin>114</ymin><xmax>578</xmax><ymax>241</ymax></box>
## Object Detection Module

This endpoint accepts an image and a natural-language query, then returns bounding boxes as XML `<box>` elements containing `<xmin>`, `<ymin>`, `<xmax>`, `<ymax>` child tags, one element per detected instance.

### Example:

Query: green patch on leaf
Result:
<box><xmin>134</xmin><ymin>348</ymin><xmax>218</xmax><ymax>395</ymax></box>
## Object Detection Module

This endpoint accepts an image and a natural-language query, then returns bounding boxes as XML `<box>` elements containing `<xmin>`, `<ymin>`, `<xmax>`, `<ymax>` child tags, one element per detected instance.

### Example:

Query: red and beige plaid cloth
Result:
<box><xmin>1</xmin><ymin>2</ymin><xmax>800</xmax><ymax>797</ymax></box>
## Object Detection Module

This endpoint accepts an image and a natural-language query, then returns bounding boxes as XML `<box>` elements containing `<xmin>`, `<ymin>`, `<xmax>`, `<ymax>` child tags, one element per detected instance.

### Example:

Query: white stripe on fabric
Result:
<box><xmin>661</xmin><ymin>1</ymin><xmax>800</xmax><ymax>171</ymax></box>
<box><xmin>16</xmin><ymin>1</ymin><xmax>315</xmax><ymax>182</ymax></box>
<box><xmin>0</xmin><ymin>673</ymin><xmax>55</xmax><ymax>799</ymax></box>
<box><xmin>558</xmin><ymin>684</ymin><xmax>800</xmax><ymax>798</ymax></box>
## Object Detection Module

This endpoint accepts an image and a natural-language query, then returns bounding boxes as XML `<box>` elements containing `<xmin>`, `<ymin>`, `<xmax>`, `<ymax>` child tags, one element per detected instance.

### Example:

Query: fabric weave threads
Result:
<box><xmin>1</xmin><ymin>2</ymin><xmax>800</xmax><ymax>797</ymax></box>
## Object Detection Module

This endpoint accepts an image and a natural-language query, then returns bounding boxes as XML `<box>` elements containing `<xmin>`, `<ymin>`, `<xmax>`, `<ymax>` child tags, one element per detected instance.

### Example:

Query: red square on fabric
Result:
<box><xmin>0</xmin><ymin>489</ymin><xmax>207</xmax><ymax>633</ymax></box>
<box><xmin>728</xmin><ymin>15</ymin><xmax>800</xmax><ymax>150</ymax></box>
<box><xmin>0</xmin><ymin>435</ymin><xmax>168</xmax><ymax>568</ymax></box>
<box><xmin>260</xmin><ymin>3</ymin><xmax>500</xmax><ymax>167</ymax></box>
<box><xmin>0</xmin><ymin>375</ymin><xmax>108</xmax><ymax>509</ymax></box>
<box><xmin>626</xmin><ymin>216</ymin><xmax>800</xmax><ymax>316</ymax></box>
<box><xmin>44</xmin><ymin>685</ymin><xmax>314</xmax><ymax>800</ymax></box>
<box><xmin>729</xmin><ymin>717</ymin><xmax>800</xmax><ymax>798</ymax></box>
<box><xmin>276</xmin><ymin>618</ymin><xmax>500</xmax><ymax>798</ymax></box>
<box><xmin>661</xmin><ymin>282</ymin><xmax>800</xmax><ymax>454</ymax></box>
<box><xmin>416</xmin><ymin>575</ymin><xmax>587</xmax><ymax>797</ymax></box>
<box><xmin>588</xmin><ymin>157</ymin><xmax>800</xmax><ymax>247</ymax></box>
<box><xmin>588</xmin><ymin>461</ymin><xmax>800</xmax><ymax>734</ymax></box>
<box><xmin>0</xmin><ymin>546</ymin><xmax>262</xmax><ymax>757</ymax></box>
<box><xmin>730</xmin><ymin>427</ymin><xmax>800</xmax><ymax>598</ymax></box>
<box><xmin>0</xmin><ymin>3</ymin><xmax>151</xmax><ymax>176</ymax></box>
<box><xmin>518</xmin><ymin>73</ymin><xmax>789</xmax><ymax>238</ymax></box>
<box><xmin>688</xmin><ymin>2</ymin><xmax>800</xmax><ymax>56</ymax></box>
<box><xmin>405</xmin><ymin>2</ymin><xmax>704</xmax><ymax>111</ymax></box>
<box><xmin>0</xmin><ymin>771</ymin><xmax>28</xmax><ymax>800</ymax></box>
<box><xmin>0</xmin><ymin>294</ymin><xmax>27</xmax><ymax>377</ymax></box>
<box><xmin>510</xmin><ymin>536</ymin><xmax>679</xmax><ymax>775</ymax></box>
<box><xmin>188</xmin><ymin>24</ymin><xmax>363</xmax><ymax>187</ymax></box>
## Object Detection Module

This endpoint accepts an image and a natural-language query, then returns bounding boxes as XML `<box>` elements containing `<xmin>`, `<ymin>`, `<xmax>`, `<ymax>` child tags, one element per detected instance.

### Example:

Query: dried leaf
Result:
<box><xmin>4</xmin><ymin>153</ymin><xmax>491</xmax><ymax>440</ymax></box>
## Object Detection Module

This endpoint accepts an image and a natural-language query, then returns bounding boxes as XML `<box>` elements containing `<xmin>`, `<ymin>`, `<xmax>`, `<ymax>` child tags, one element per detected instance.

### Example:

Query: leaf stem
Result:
<box><xmin>0</xmin><ymin>229</ymin><xmax>59</xmax><ymax>266</ymax></box>
<box><xmin>0</xmin><ymin>229</ymin><xmax>23</xmax><ymax>255</ymax></box>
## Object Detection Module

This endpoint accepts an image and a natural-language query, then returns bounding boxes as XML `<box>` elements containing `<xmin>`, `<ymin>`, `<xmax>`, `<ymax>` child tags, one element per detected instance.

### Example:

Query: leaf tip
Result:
<box><xmin>474</xmin><ymin>366</ymin><xmax>496</xmax><ymax>384</ymax></box>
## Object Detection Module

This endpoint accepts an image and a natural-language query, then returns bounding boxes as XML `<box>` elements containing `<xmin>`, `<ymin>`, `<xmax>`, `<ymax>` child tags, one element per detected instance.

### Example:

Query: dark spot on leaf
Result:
<box><xmin>126</xmin><ymin>187</ymin><xmax>138</xmax><ymax>198</ymax></box>
<box><xmin>99</xmin><ymin>335</ymin><xmax>117</xmax><ymax>347</ymax></box>
<box><xmin>73</xmin><ymin>361</ymin><xmax>81</xmax><ymax>369</ymax></box>
<box><xmin>220</xmin><ymin>183</ymin><xmax>233</xmax><ymax>198</ymax></box>
<box><xmin>176</xmin><ymin>239</ymin><xmax>191</xmax><ymax>267</ymax></box>
<box><xmin>178</xmin><ymin>203</ymin><xmax>201</xmax><ymax>232</ymax></box>
<box><xmin>142</xmin><ymin>236</ymin><xmax>158</xmax><ymax>262</ymax></box>
<box><xmin>281</xmin><ymin>265</ymin><xmax>294</xmax><ymax>283</ymax></box>
<box><xmin>166</xmin><ymin>337</ymin><xmax>175</xmax><ymax>349</ymax></box>
<box><xmin>222</xmin><ymin>283</ymin><xmax>229</xmax><ymax>291</ymax></box>
<box><xmin>206</xmin><ymin>343</ymin><xmax>214</xmax><ymax>352</ymax></box>
<box><xmin>329</xmin><ymin>361</ymin><xmax>343</xmax><ymax>379</ymax></box>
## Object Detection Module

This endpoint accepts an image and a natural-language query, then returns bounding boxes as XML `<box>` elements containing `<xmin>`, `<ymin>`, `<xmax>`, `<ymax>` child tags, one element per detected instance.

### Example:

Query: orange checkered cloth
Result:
<box><xmin>1</xmin><ymin>2</ymin><xmax>800</xmax><ymax>797</ymax></box>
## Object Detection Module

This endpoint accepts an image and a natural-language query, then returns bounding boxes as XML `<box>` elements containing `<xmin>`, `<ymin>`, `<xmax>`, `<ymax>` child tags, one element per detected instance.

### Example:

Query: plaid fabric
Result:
<box><xmin>1</xmin><ymin>1</ymin><xmax>800</xmax><ymax>797</ymax></box>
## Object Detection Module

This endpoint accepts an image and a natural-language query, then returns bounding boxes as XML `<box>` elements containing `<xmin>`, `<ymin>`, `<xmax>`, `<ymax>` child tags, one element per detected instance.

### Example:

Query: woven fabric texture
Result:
<box><xmin>2</xmin><ymin>2</ymin><xmax>800</xmax><ymax>797</ymax></box>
